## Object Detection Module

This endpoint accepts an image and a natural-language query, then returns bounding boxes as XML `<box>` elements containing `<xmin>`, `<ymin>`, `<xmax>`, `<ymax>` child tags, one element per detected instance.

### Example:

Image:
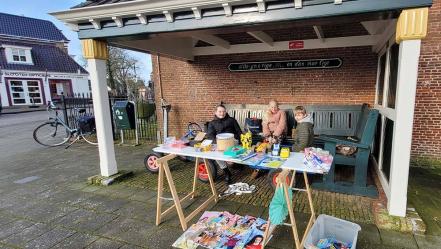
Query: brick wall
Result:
<box><xmin>412</xmin><ymin>0</ymin><xmax>441</xmax><ymax>161</ymax></box>
<box><xmin>152</xmin><ymin>46</ymin><xmax>377</xmax><ymax>138</ymax></box>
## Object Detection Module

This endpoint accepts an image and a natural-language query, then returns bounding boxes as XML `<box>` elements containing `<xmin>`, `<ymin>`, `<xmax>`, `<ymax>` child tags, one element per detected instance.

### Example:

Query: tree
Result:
<box><xmin>79</xmin><ymin>46</ymin><xmax>143</xmax><ymax>98</ymax></box>
<box><xmin>107</xmin><ymin>46</ymin><xmax>140</xmax><ymax>97</ymax></box>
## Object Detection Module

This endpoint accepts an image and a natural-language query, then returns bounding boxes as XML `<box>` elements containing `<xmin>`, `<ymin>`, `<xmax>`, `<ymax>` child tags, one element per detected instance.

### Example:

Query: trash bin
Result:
<box><xmin>304</xmin><ymin>214</ymin><xmax>361</xmax><ymax>249</ymax></box>
<box><xmin>113</xmin><ymin>101</ymin><xmax>136</xmax><ymax>129</ymax></box>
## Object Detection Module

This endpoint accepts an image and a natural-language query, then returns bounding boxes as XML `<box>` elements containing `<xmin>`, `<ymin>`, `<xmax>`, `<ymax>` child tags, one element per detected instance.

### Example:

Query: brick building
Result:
<box><xmin>53</xmin><ymin>0</ymin><xmax>437</xmax><ymax>216</ymax></box>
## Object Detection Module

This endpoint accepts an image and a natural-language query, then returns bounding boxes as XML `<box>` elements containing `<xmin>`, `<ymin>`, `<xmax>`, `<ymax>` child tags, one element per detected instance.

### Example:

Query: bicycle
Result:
<box><xmin>144</xmin><ymin>122</ymin><xmax>218</xmax><ymax>182</ymax></box>
<box><xmin>33</xmin><ymin>101</ymin><xmax>98</xmax><ymax>148</ymax></box>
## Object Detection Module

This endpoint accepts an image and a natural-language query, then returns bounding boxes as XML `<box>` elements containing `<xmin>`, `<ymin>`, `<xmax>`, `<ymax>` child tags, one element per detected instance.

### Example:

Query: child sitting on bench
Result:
<box><xmin>292</xmin><ymin>106</ymin><xmax>314</xmax><ymax>152</ymax></box>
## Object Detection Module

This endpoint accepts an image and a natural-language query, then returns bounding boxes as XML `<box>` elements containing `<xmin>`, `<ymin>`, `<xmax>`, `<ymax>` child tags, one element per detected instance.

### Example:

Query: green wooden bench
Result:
<box><xmin>313</xmin><ymin>104</ymin><xmax>379</xmax><ymax>197</ymax></box>
<box><xmin>225</xmin><ymin>104</ymin><xmax>378</xmax><ymax>197</ymax></box>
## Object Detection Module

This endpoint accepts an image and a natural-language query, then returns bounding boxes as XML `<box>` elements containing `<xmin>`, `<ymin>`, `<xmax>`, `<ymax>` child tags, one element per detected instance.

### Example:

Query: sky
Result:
<box><xmin>0</xmin><ymin>0</ymin><xmax>153</xmax><ymax>82</ymax></box>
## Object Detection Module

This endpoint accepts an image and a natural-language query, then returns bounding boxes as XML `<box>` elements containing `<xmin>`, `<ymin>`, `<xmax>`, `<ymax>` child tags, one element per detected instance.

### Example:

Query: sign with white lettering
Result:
<box><xmin>228</xmin><ymin>58</ymin><xmax>342</xmax><ymax>72</ymax></box>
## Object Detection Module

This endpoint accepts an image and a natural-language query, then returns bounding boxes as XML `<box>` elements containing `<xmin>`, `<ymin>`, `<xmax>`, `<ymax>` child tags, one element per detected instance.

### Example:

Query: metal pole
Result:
<box><xmin>109</xmin><ymin>96</ymin><xmax>116</xmax><ymax>140</ymax></box>
<box><xmin>163</xmin><ymin>105</ymin><xmax>168</xmax><ymax>141</ymax></box>
<box><xmin>120</xmin><ymin>129</ymin><xmax>124</xmax><ymax>144</ymax></box>
<box><xmin>131</xmin><ymin>100</ymin><xmax>139</xmax><ymax>145</ymax></box>
<box><xmin>61</xmin><ymin>93</ymin><xmax>69</xmax><ymax>125</ymax></box>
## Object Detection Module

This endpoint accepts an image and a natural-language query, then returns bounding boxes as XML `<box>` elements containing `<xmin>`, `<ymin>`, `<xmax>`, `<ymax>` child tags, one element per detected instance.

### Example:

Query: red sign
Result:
<box><xmin>289</xmin><ymin>40</ymin><xmax>304</xmax><ymax>49</ymax></box>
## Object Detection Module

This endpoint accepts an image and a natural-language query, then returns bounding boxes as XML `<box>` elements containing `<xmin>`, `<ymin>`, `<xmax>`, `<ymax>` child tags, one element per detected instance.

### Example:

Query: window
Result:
<box><xmin>387</xmin><ymin>44</ymin><xmax>399</xmax><ymax>109</ymax></box>
<box><xmin>377</xmin><ymin>54</ymin><xmax>386</xmax><ymax>105</ymax></box>
<box><xmin>11</xmin><ymin>48</ymin><xmax>27</xmax><ymax>62</ymax></box>
<box><xmin>2</xmin><ymin>45</ymin><xmax>33</xmax><ymax>64</ymax></box>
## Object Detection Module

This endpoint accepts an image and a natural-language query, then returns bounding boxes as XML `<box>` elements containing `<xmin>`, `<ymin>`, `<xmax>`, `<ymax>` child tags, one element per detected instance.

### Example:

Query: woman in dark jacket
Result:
<box><xmin>206</xmin><ymin>107</ymin><xmax>242</xmax><ymax>141</ymax></box>
<box><xmin>206</xmin><ymin>104</ymin><xmax>242</xmax><ymax>183</ymax></box>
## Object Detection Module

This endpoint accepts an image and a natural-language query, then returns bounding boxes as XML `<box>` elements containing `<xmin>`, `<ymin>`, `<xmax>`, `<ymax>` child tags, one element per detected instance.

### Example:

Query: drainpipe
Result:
<box><xmin>156</xmin><ymin>55</ymin><xmax>171</xmax><ymax>142</ymax></box>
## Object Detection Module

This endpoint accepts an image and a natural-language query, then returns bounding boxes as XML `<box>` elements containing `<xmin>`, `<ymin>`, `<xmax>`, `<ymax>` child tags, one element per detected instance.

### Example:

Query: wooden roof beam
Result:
<box><xmin>89</xmin><ymin>18</ymin><xmax>101</xmax><ymax>29</ymax></box>
<box><xmin>192</xmin><ymin>34</ymin><xmax>230</xmax><ymax>49</ymax></box>
<box><xmin>313</xmin><ymin>25</ymin><xmax>325</xmax><ymax>42</ymax></box>
<box><xmin>136</xmin><ymin>14</ymin><xmax>148</xmax><ymax>25</ymax></box>
<box><xmin>247</xmin><ymin>31</ymin><xmax>273</xmax><ymax>46</ymax></box>
<box><xmin>191</xmin><ymin>7</ymin><xmax>202</xmax><ymax>19</ymax></box>
<box><xmin>256</xmin><ymin>0</ymin><xmax>266</xmax><ymax>13</ymax></box>
<box><xmin>222</xmin><ymin>3</ymin><xmax>233</xmax><ymax>17</ymax></box>
<box><xmin>163</xmin><ymin>10</ymin><xmax>174</xmax><ymax>23</ymax></box>
<box><xmin>112</xmin><ymin>16</ymin><xmax>124</xmax><ymax>27</ymax></box>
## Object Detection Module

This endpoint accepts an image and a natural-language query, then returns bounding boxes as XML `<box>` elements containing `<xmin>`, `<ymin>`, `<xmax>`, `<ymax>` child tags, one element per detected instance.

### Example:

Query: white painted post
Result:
<box><xmin>88</xmin><ymin>59</ymin><xmax>118</xmax><ymax>177</ymax></box>
<box><xmin>388</xmin><ymin>40</ymin><xmax>421</xmax><ymax>216</ymax></box>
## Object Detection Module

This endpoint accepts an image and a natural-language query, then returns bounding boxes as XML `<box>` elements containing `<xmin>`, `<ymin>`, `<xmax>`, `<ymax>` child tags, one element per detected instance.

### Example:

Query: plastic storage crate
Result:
<box><xmin>304</xmin><ymin>214</ymin><xmax>361</xmax><ymax>249</ymax></box>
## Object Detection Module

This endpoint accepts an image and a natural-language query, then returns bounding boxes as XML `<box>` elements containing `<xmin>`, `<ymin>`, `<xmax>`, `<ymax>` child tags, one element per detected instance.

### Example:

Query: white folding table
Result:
<box><xmin>152</xmin><ymin>145</ymin><xmax>325</xmax><ymax>248</ymax></box>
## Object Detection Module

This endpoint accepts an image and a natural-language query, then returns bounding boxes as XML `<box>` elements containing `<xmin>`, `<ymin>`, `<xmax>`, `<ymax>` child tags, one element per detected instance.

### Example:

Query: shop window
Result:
<box><xmin>377</xmin><ymin>54</ymin><xmax>386</xmax><ymax>105</ymax></box>
<box><xmin>387</xmin><ymin>44</ymin><xmax>399</xmax><ymax>109</ymax></box>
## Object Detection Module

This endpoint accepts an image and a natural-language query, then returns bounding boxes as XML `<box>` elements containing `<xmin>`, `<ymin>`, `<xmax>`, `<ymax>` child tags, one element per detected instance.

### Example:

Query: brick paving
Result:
<box><xmin>122</xmin><ymin>159</ymin><xmax>375</xmax><ymax>224</ymax></box>
<box><xmin>1</xmin><ymin>113</ymin><xmax>440</xmax><ymax>248</ymax></box>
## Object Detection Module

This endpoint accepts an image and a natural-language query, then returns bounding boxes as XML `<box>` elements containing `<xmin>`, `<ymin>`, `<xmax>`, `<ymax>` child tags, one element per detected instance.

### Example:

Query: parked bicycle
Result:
<box><xmin>33</xmin><ymin>101</ymin><xmax>98</xmax><ymax>148</ymax></box>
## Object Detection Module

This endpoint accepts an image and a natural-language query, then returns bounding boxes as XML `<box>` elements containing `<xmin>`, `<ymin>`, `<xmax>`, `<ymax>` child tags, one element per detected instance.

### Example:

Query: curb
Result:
<box><xmin>1</xmin><ymin>109</ymin><xmax>46</xmax><ymax>115</ymax></box>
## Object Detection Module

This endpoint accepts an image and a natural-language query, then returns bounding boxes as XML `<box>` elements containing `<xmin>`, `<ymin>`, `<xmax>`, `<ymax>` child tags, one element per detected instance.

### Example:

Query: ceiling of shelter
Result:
<box><xmin>51</xmin><ymin>0</ymin><xmax>432</xmax><ymax>60</ymax></box>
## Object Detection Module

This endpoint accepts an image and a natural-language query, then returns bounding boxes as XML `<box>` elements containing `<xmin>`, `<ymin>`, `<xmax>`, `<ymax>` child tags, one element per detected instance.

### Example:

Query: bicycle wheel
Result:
<box><xmin>81</xmin><ymin>130</ymin><xmax>98</xmax><ymax>145</ymax></box>
<box><xmin>33</xmin><ymin>121</ymin><xmax>70</xmax><ymax>147</ymax></box>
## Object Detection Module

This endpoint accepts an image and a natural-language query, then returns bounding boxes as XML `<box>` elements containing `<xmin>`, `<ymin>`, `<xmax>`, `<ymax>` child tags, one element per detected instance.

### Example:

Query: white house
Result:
<box><xmin>0</xmin><ymin>13</ymin><xmax>90</xmax><ymax>107</ymax></box>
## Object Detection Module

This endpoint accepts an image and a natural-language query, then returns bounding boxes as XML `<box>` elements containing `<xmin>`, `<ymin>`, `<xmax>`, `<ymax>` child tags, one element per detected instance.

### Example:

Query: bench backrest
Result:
<box><xmin>354</xmin><ymin>104</ymin><xmax>380</xmax><ymax>145</ymax></box>
<box><xmin>225</xmin><ymin>104</ymin><xmax>364</xmax><ymax>137</ymax></box>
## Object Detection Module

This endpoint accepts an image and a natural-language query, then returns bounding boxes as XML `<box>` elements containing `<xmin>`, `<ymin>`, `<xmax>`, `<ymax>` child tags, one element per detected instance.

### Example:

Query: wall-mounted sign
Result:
<box><xmin>228</xmin><ymin>58</ymin><xmax>342</xmax><ymax>72</ymax></box>
<box><xmin>289</xmin><ymin>40</ymin><xmax>304</xmax><ymax>49</ymax></box>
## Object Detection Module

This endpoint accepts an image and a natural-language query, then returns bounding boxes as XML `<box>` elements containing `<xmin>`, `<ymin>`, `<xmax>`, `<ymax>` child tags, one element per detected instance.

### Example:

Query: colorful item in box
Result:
<box><xmin>316</xmin><ymin>237</ymin><xmax>352</xmax><ymax>249</ymax></box>
<box><xmin>303</xmin><ymin>147</ymin><xmax>333</xmax><ymax>173</ymax></box>
<box><xmin>223</xmin><ymin>145</ymin><xmax>246</xmax><ymax>157</ymax></box>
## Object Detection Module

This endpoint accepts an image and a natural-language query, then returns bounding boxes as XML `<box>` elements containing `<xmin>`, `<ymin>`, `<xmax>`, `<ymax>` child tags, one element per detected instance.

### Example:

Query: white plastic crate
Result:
<box><xmin>304</xmin><ymin>214</ymin><xmax>361</xmax><ymax>249</ymax></box>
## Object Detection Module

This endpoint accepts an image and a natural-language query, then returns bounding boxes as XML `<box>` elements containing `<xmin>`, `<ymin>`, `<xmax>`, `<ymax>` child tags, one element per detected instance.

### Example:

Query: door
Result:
<box><xmin>9</xmin><ymin>80</ymin><xmax>43</xmax><ymax>105</ymax></box>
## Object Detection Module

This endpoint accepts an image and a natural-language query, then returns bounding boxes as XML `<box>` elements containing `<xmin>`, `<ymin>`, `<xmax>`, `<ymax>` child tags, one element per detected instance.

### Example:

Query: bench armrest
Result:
<box><xmin>317</xmin><ymin>135</ymin><xmax>370</xmax><ymax>149</ymax></box>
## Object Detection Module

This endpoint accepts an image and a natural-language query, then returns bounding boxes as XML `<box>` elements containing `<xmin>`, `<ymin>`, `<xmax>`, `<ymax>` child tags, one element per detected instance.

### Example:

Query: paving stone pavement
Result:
<box><xmin>1</xmin><ymin>113</ymin><xmax>440</xmax><ymax>248</ymax></box>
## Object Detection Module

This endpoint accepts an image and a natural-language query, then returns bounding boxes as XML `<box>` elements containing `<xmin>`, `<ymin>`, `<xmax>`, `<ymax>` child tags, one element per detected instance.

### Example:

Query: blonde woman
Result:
<box><xmin>262</xmin><ymin>100</ymin><xmax>287</xmax><ymax>143</ymax></box>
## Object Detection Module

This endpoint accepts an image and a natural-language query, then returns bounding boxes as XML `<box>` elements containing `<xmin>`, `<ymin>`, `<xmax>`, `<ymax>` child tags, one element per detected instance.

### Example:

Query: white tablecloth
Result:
<box><xmin>153</xmin><ymin>145</ymin><xmax>324</xmax><ymax>174</ymax></box>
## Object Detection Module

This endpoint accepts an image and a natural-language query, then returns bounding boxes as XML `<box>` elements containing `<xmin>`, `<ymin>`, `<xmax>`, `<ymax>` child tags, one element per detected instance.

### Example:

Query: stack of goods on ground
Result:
<box><xmin>173</xmin><ymin>211</ymin><xmax>269</xmax><ymax>249</ymax></box>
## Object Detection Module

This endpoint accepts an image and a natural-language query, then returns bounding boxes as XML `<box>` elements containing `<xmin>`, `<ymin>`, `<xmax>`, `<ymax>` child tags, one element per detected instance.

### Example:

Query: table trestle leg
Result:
<box><xmin>155</xmin><ymin>155</ymin><xmax>218</xmax><ymax>231</ymax></box>
<box><xmin>192</xmin><ymin>158</ymin><xmax>199</xmax><ymax>198</ymax></box>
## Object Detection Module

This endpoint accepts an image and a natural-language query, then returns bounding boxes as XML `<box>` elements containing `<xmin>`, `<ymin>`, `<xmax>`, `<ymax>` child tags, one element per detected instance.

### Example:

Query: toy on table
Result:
<box><xmin>223</xmin><ymin>145</ymin><xmax>246</xmax><ymax>157</ymax></box>
<box><xmin>170</xmin><ymin>140</ymin><xmax>187</xmax><ymax>149</ymax></box>
<box><xmin>255</xmin><ymin>141</ymin><xmax>269</xmax><ymax>153</ymax></box>
<box><xmin>240</xmin><ymin>131</ymin><xmax>252</xmax><ymax>150</ymax></box>
<box><xmin>194</xmin><ymin>139</ymin><xmax>213</xmax><ymax>152</ymax></box>
<box><xmin>280</xmin><ymin>147</ymin><xmax>290</xmax><ymax>159</ymax></box>
<box><xmin>272</xmin><ymin>143</ymin><xmax>281</xmax><ymax>156</ymax></box>
<box><xmin>259</xmin><ymin>157</ymin><xmax>284</xmax><ymax>168</ymax></box>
